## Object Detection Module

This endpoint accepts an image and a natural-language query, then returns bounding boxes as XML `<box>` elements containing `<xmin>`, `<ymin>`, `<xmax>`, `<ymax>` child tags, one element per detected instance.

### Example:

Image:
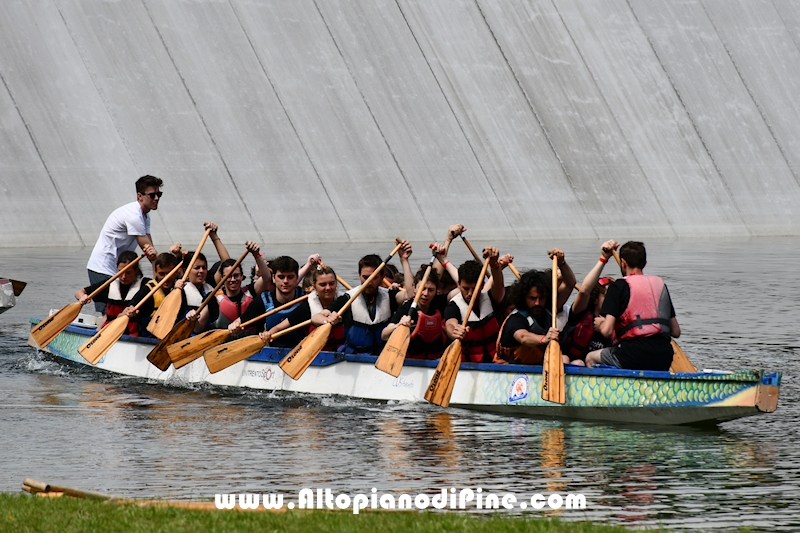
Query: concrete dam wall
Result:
<box><xmin>2</xmin><ymin>0</ymin><xmax>800</xmax><ymax>248</ymax></box>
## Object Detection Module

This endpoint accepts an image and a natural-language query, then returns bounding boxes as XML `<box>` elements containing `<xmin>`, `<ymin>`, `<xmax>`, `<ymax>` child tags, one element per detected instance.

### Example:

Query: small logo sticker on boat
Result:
<box><xmin>508</xmin><ymin>374</ymin><xmax>529</xmax><ymax>403</ymax></box>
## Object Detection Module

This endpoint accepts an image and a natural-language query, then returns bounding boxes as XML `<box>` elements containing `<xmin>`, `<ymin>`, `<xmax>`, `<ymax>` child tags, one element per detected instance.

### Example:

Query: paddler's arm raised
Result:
<box><xmin>396</xmin><ymin>240</ymin><xmax>413</xmax><ymax>303</ymax></box>
<box><xmin>549</xmin><ymin>248</ymin><xmax>575</xmax><ymax>311</ymax></box>
<box><xmin>572</xmin><ymin>240</ymin><xmax>618</xmax><ymax>315</ymax></box>
<box><xmin>431</xmin><ymin>242</ymin><xmax>459</xmax><ymax>287</ymax></box>
<box><xmin>246</xmin><ymin>241</ymin><xmax>270</xmax><ymax>295</ymax></box>
<box><xmin>299</xmin><ymin>254</ymin><xmax>321</xmax><ymax>281</ymax></box>
<box><xmin>485</xmin><ymin>246</ymin><xmax>504</xmax><ymax>304</ymax></box>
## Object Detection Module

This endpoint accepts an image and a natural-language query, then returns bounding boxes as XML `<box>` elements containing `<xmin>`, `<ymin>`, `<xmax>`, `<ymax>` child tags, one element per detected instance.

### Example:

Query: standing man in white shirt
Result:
<box><xmin>86</xmin><ymin>175</ymin><xmax>162</xmax><ymax>313</ymax></box>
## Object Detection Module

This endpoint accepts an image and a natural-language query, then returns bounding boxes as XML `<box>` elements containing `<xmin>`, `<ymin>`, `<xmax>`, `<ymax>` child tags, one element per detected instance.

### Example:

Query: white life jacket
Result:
<box><xmin>183</xmin><ymin>282</ymin><xmax>214</xmax><ymax>309</ymax></box>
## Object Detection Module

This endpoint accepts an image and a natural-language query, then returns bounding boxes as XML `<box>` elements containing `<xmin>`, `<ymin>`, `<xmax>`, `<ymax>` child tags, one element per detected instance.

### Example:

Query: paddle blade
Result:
<box><xmin>78</xmin><ymin>317</ymin><xmax>130</xmax><ymax>365</ymax></box>
<box><xmin>146</xmin><ymin>319</ymin><xmax>194</xmax><ymax>371</ymax></box>
<box><xmin>669</xmin><ymin>340</ymin><xmax>697</xmax><ymax>373</ymax></box>
<box><xmin>146</xmin><ymin>290</ymin><xmax>182</xmax><ymax>339</ymax></box>
<box><xmin>169</xmin><ymin>329</ymin><xmax>231</xmax><ymax>369</ymax></box>
<box><xmin>541</xmin><ymin>340</ymin><xmax>566</xmax><ymax>404</ymax></box>
<box><xmin>375</xmin><ymin>324</ymin><xmax>411</xmax><ymax>377</ymax></box>
<box><xmin>279</xmin><ymin>323</ymin><xmax>332</xmax><ymax>380</ymax></box>
<box><xmin>11</xmin><ymin>279</ymin><xmax>26</xmax><ymax>297</ymax></box>
<box><xmin>204</xmin><ymin>336</ymin><xmax>266</xmax><ymax>374</ymax></box>
<box><xmin>29</xmin><ymin>302</ymin><xmax>83</xmax><ymax>349</ymax></box>
<box><xmin>424</xmin><ymin>340</ymin><xmax>462</xmax><ymax>407</ymax></box>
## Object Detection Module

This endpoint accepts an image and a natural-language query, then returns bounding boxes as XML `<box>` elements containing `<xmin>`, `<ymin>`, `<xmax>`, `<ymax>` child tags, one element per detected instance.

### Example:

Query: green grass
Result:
<box><xmin>0</xmin><ymin>494</ymin><xmax>653</xmax><ymax>533</ymax></box>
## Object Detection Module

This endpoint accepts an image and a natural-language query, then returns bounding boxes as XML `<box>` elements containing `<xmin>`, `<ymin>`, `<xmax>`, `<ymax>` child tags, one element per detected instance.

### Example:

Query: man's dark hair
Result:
<box><xmin>154</xmin><ymin>252</ymin><xmax>179</xmax><ymax>269</ymax></box>
<box><xmin>136</xmin><ymin>175</ymin><xmax>163</xmax><ymax>194</ymax></box>
<box><xmin>117</xmin><ymin>250</ymin><xmax>143</xmax><ymax>278</ymax></box>
<box><xmin>358</xmin><ymin>254</ymin><xmax>382</xmax><ymax>273</ymax></box>
<box><xmin>414</xmin><ymin>265</ymin><xmax>440</xmax><ymax>288</ymax></box>
<box><xmin>510</xmin><ymin>270</ymin><xmax>549</xmax><ymax>311</ymax></box>
<box><xmin>619</xmin><ymin>241</ymin><xmax>647</xmax><ymax>270</ymax></box>
<box><xmin>269</xmin><ymin>256</ymin><xmax>299</xmax><ymax>275</ymax></box>
<box><xmin>219</xmin><ymin>258</ymin><xmax>243</xmax><ymax>278</ymax></box>
<box><xmin>383</xmin><ymin>264</ymin><xmax>399</xmax><ymax>281</ymax></box>
<box><xmin>457</xmin><ymin>260</ymin><xmax>483</xmax><ymax>285</ymax></box>
<box><xmin>183</xmin><ymin>252</ymin><xmax>207</xmax><ymax>271</ymax></box>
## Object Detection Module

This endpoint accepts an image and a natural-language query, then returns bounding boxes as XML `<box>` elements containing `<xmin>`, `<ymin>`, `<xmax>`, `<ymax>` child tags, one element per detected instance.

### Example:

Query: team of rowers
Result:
<box><xmin>78</xmin><ymin>222</ymin><xmax>681</xmax><ymax>372</ymax></box>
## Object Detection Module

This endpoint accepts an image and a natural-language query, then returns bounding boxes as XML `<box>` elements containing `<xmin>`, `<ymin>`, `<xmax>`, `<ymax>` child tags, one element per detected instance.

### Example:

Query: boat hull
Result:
<box><xmin>30</xmin><ymin>319</ymin><xmax>781</xmax><ymax>426</ymax></box>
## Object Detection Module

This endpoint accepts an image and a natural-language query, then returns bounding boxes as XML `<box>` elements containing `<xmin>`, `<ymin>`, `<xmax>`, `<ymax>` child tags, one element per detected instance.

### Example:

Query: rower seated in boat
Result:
<box><xmin>76</xmin><ymin>249</ymin><xmax>150</xmax><ymax>336</ymax></box>
<box><xmin>125</xmin><ymin>252</ymin><xmax>184</xmax><ymax>337</ymax></box>
<box><xmin>314</xmin><ymin>245</ymin><xmax>413</xmax><ymax>355</ymax></box>
<box><xmin>587</xmin><ymin>241</ymin><xmax>681</xmax><ymax>372</ymax></box>
<box><xmin>443</xmin><ymin>247</ymin><xmax>505</xmax><ymax>363</ymax></box>
<box><xmin>560</xmin><ymin>240</ymin><xmax>618</xmax><ymax>366</ymax></box>
<box><xmin>382</xmin><ymin>266</ymin><xmax>448</xmax><ymax>360</ymax></box>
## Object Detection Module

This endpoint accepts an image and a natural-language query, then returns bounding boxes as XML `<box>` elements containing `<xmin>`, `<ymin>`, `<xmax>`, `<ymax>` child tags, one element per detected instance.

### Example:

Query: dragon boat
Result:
<box><xmin>29</xmin><ymin>317</ymin><xmax>780</xmax><ymax>426</ymax></box>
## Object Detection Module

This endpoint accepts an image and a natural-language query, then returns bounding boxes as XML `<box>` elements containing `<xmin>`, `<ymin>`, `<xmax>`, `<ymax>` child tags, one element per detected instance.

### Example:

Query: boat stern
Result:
<box><xmin>755</xmin><ymin>371</ymin><xmax>781</xmax><ymax>413</ymax></box>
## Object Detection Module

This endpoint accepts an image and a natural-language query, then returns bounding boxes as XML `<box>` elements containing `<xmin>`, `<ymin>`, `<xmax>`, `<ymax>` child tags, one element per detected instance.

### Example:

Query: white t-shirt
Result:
<box><xmin>86</xmin><ymin>201</ymin><xmax>150</xmax><ymax>276</ymax></box>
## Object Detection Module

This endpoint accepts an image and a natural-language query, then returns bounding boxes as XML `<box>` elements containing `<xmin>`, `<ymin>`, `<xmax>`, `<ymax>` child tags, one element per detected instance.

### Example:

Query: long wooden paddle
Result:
<box><xmin>77</xmin><ymin>260</ymin><xmax>183</xmax><ymax>365</ymax></box>
<box><xmin>542</xmin><ymin>256</ymin><xmax>566</xmax><ymax>404</ymax></box>
<box><xmin>280</xmin><ymin>240</ymin><xmax>405</xmax><ymax>381</ymax></box>
<box><xmin>167</xmin><ymin>294</ymin><xmax>309</xmax><ymax>368</ymax></box>
<box><xmin>375</xmin><ymin>252</ymin><xmax>437</xmax><ymax>377</ymax></box>
<box><xmin>425</xmin><ymin>255</ymin><xmax>491</xmax><ymax>407</ymax></box>
<box><xmin>147</xmin><ymin>249</ymin><xmax>249</xmax><ymax>371</ymax></box>
<box><xmin>204</xmin><ymin>320</ymin><xmax>312</xmax><ymax>374</ymax></box>
<box><xmin>610</xmin><ymin>251</ymin><xmax>695</xmax><ymax>373</ymax></box>
<box><xmin>30</xmin><ymin>254</ymin><xmax>146</xmax><ymax>349</ymax></box>
<box><xmin>147</xmin><ymin>228</ymin><xmax>212</xmax><ymax>339</ymax></box>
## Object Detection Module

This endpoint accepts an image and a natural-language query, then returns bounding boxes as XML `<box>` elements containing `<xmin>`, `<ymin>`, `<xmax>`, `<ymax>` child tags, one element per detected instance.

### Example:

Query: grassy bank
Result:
<box><xmin>0</xmin><ymin>494</ymin><xmax>652</xmax><ymax>533</ymax></box>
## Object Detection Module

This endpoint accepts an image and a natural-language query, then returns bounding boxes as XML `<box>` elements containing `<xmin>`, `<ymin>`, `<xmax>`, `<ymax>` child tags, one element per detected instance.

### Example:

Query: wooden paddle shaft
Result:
<box><xmin>460</xmin><ymin>257</ymin><xmax>492</xmax><ymax>329</ymax></box>
<box><xmin>194</xmin><ymin>249</ymin><xmax>249</xmax><ymax>315</ymax></box>
<box><xmin>271</xmin><ymin>319</ymin><xmax>311</xmax><ymax>340</ymax></box>
<box><xmin>552</xmin><ymin>256</ymin><xmax>558</xmax><ymax>329</ymax></box>
<box><xmin>508</xmin><ymin>263</ymin><xmax>521</xmax><ymax>280</ymax></box>
<box><xmin>85</xmin><ymin>254</ymin><xmax>147</xmax><ymax>301</ymax></box>
<box><xmin>240</xmin><ymin>294</ymin><xmax>309</xmax><ymax>329</ymax></box>
<box><xmin>461</xmin><ymin>235</ymin><xmax>482</xmax><ymax>262</ymax></box>
<box><xmin>410</xmin><ymin>254</ymin><xmax>437</xmax><ymax>308</ymax></box>
<box><xmin>131</xmin><ymin>261</ymin><xmax>184</xmax><ymax>313</ymax></box>
<box><xmin>179</xmin><ymin>228</ymin><xmax>212</xmax><ymax>282</ymax></box>
<box><xmin>336</xmin><ymin>241</ymin><xmax>404</xmax><ymax>318</ymax></box>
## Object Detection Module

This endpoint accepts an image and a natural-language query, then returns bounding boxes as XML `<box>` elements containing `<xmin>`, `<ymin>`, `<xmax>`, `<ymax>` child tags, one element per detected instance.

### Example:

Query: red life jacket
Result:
<box><xmin>562</xmin><ymin>308</ymin><xmax>595</xmax><ymax>359</ymax></box>
<box><xmin>616</xmin><ymin>275</ymin><xmax>672</xmax><ymax>341</ymax></box>
<box><xmin>307</xmin><ymin>323</ymin><xmax>346</xmax><ymax>352</ymax></box>
<box><xmin>102</xmin><ymin>278</ymin><xmax>143</xmax><ymax>336</ymax></box>
<box><xmin>406</xmin><ymin>308</ymin><xmax>446</xmax><ymax>360</ymax></box>
<box><xmin>451</xmin><ymin>292</ymin><xmax>499</xmax><ymax>363</ymax></box>
<box><xmin>214</xmin><ymin>289</ymin><xmax>253</xmax><ymax>329</ymax></box>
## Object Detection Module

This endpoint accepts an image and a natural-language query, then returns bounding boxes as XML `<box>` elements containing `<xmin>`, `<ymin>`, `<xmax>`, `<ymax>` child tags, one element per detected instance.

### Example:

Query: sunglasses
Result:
<box><xmin>143</xmin><ymin>191</ymin><xmax>163</xmax><ymax>199</ymax></box>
